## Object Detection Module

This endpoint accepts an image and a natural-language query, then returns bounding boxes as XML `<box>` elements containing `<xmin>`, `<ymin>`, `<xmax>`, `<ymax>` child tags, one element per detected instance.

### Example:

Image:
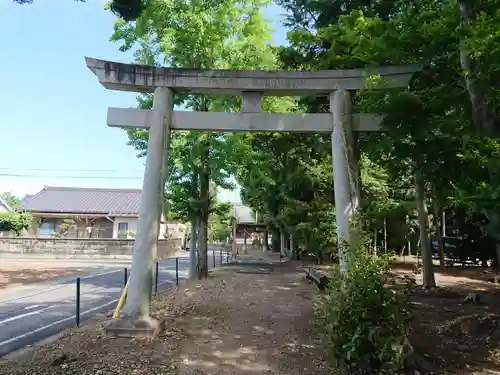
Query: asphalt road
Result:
<box><xmin>0</xmin><ymin>247</ymin><xmax>229</xmax><ymax>356</ymax></box>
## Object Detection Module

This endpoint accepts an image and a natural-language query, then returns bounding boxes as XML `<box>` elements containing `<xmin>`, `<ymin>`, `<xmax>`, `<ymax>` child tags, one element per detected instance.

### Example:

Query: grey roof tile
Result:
<box><xmin>19</xmin><ymin>194</ymin><xmax>34</xmax><ymax>206</ymax></box>
<box><xmin>232</xmin><ymin>203</ymin><xmax>254</xmax><ymax>224</ymax></box>
<box><xmin>19</xmin><ymin>186</ymin><xmax>142</xmax><ymax>215</ymax></box>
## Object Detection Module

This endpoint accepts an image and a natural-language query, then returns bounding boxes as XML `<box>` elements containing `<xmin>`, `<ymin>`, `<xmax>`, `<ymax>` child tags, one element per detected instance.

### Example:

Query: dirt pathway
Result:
<box><xmin>173</xmin><ymin>262</ymin><xmax>328</xmax><ymax>374</ymax></box>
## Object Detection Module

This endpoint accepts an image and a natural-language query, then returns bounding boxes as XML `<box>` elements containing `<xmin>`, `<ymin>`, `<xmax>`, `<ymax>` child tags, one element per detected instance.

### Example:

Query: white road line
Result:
<box><xmin>80</xmin><ymin>268</ymin><xmax>122</xmax><ymax>281</ymax></box>
<box><xmin>22</xmin><ymin>305</ymin><xmax>41</xmax><ymax>311</ymax></box>
<box><xmin>156</xmin><ymin>280</ymin><xmax>174</xmax><ymax>288</ymax></box>
<box><xmin>0</xmin><ymin>261</ymin><xmax>200</xmax><ymax>350</ymax></box>
<box><xmin>0</xmin><ymin>284</ymin><xmax>71</xmax><ymax>305</ymax></box>
<box><xmin>0</xmin><ymin>298</ymin><xmax>119</xmax><ymax>348</ymax></box>
<box><xmin>0</xmin><ymin>306</ymin><xmax>54</xmax><ymax>326</ymax></box>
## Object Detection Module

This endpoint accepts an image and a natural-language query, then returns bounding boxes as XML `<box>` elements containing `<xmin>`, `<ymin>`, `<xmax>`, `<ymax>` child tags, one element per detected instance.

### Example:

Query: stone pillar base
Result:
<box><xmin>105</xmin><ymin>316</ymin><xmax>163</xmax><ymax>339</ymax></box>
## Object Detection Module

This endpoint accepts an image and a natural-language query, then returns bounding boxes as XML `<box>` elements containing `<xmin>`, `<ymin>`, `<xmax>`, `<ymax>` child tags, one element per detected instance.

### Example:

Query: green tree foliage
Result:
<box><xmin>328</xmin><ymin>1</ymin><xmax>500</xmax><ymax>267</ymax></box>
<box><xmin>107</xmin><ymin>0</ymin><xmax>144</xmax><ymax>21</ymax></box>
<box><xmin>55</xmin><ymin>218</ymin><xmax>76</xmax><ymax>238</ymax></box>
<box><xmin>107</xmin><ymin>0</ymin><xmax>500</xmax><ymax>279</ymax></box>
<box><xmin>263</xmin><ymin>0</ymin><xmax>500</xmax><ymax>281</ymax></box>
<box><xmin>234</xmin><ymin>130</ymin><xmax>337</xmax><ymax>259</ymax></box>
<box><xmin>1</xmin><ymin>192</ymin><xmax>20</xmax><ymax>208</ymax></box>
<box><xmin>208</xmin><ymin>200</ymin><xmax>232</xmax><ymax>243</ymax></box>
<box><xmin>0</xmin><ymin>212</ymin><xmax>32</xmax><ymax>236</ymax></box>
<box><xmin>229</xmin><ymin>0</ymin><xmax>499</xmax><ymax>281</ymax></box>
<box><xmin>110</xmin><ymin>0</ymin><xmax>280</xmax><ymax>278</ymax></box>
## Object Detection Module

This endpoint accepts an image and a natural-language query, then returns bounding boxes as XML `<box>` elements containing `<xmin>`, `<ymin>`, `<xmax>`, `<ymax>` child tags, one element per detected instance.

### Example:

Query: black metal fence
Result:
<box><xmin>74</xmin><ymin>249</ymin><xmax>231</xmax><ymax>327</ymax></box>
<box><xmin>0</xmin><ymin>249</ymin><xmax>231</xmax><ymax>356</ymax></box>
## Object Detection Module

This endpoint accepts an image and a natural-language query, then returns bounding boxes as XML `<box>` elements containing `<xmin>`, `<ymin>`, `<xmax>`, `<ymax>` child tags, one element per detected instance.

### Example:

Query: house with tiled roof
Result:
<box><xmin>18</xmin><ymin>186</ymin><xmax>184</xmax><ymax>239</ymax></box>
<box><xmin>230</xmin><ymin>203</ymin><xmax>268</xmax><ymax>246</ymax></box>
<box><xmin>232</xmin><ymin>203</ymin><xmax>254</xmax><ymax>225</ymax></box>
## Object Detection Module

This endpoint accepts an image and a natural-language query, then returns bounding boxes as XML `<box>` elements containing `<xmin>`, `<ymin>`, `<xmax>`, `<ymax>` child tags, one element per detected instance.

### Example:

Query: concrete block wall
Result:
<box><xmin>0</xmin><ymin>237</ymin><xmax>181</xmax><ymax>259</ymax></box>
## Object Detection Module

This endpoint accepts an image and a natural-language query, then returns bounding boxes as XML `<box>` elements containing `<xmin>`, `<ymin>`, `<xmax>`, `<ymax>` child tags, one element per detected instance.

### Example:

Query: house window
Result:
<box><xmin>117</xmin><ymin>222</ymin><xmax>128</xmax><ymax>239</ymax></box>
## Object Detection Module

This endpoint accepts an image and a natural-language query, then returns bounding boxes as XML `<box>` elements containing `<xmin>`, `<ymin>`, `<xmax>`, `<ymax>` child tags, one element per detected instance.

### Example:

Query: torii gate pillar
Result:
<box><xmin>123</xmin><ymin>87</ymin><xmax>173</xmax><ymax>321</ymax></box>
<box><xmin>85</xmin><ymin>57</ymin><xmax>420</xmax><ymax>335</ymax></box>
<box><xmin>331</xmin><ymin>89</ymin><xmax>360</xmax><ymax>273</ymax></box>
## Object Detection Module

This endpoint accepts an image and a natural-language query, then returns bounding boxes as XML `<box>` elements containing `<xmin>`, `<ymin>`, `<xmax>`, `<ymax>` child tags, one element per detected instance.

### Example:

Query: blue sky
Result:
<box><xmin>0</xmin><ymin>0</ymin><xmax>287</xmax><ymax>202</ymax></box>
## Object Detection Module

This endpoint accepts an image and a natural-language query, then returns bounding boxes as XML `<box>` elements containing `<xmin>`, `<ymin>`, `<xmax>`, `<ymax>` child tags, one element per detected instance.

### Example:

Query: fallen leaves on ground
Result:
<box><xmin>392</xmin><ymin>265</ymin><xmax>500</xmax><ymax>374</ymax></box>
<box><xmin>0</xmin><ymin>252</ymin><xmax>328</xmax><ymax>375</ymax></box>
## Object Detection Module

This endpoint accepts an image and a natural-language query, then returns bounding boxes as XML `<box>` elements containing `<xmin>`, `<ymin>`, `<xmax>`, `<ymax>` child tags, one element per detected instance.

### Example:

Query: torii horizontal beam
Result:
<box><xmin>107</xmin><ymin>107</ymin><xmax>384</xmax><ymax>132</ymax></box>
<box><xmin>85</xmin><ymin>57</ymin><xmax>422</xmax><ymax>95</ymax></box>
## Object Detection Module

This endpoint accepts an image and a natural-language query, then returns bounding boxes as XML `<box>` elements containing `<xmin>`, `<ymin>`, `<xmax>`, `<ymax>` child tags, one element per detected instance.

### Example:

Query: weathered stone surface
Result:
<box><xmin>105</xmin><ymin>316</ymin><xmax>163</xmax><ymax>339</ymax></box>
<box><xmin>0</xmin><ymin>237</ymin><xmax>180</xmax><ymax>259</ymax></box>
<box><xmin>107</xmin><ymin>108</ymin><xmax>386</xmax><ymax>132</ymax></box>
<box><xmin>86</xmin><ymin>56</ymin><xmax>422</xmax><ymax>95</ymax></box>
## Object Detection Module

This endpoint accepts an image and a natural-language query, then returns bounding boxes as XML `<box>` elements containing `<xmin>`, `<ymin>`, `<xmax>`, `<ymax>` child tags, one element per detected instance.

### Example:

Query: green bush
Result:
<box><xmin>315</xmin><ymin>246</ymin><xmax>413</xmax><ymax>372</ymax></box>
<box><xmin>0</xmin><ymin>212</ymin><xmax>32</xmax><ymax>236</ymax></box>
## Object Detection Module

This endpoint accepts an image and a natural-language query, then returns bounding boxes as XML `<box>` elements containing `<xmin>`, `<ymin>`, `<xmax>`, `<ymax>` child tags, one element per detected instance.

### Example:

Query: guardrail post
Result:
<box><xmin>175</xmin><ymin>257</ymin><xmax>179</xmax><ymax>285</ymax></box>
<box><xmin>124</xmin><ymin>267</ymin><xmax>128</xmax><ymax>287</ymax></box>
<box><xmin>76</xmin><ymin>277</ymin><xmax>81</xmax><ymax>327</ymax></box>
<box><xmin>154</xmin><ymin>261</ymin><xmax>159</xmax><ymax>295</ymax></box>
<box><xmin>212</xmin><ymin>250</ymin><xmax>216</xmax><ymax>268</ymax></box>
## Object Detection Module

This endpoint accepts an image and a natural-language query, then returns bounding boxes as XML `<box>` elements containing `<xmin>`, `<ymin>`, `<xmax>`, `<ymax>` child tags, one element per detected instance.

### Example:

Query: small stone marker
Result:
<box><xmin>105</xmin><ymin>316</ymin><xmax>164</xmax><ymax>339</ymax></box>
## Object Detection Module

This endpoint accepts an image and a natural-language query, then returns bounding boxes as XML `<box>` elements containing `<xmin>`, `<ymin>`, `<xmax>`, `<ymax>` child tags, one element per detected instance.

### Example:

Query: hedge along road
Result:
<box><xmin>0</xmin><ymin>245</ymin><xmax>228</xmax><ymax>356</ymax></box>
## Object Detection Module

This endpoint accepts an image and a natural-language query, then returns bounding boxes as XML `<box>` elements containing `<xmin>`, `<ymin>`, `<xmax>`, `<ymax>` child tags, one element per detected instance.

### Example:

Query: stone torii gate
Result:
<box><xmin>85</xmin><ymin>57</ymin><xmax>420</xmax><ymax>335</ymax></box>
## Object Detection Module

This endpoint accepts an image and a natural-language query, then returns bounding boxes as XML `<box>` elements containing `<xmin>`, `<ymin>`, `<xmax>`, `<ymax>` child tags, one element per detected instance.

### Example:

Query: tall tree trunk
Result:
<box><xmin>415</xmin><ymin>164</ymin><xmax>436</xmax><ymax>289</ymax></box>
<box><xmin>197</xmin><ymin>215</ymin><xmax>208</xmax><ymax>279</ymax></box>
<box><xmin>264</xmin><ymin>230</ymin><xmax>269</xmax><ymax>251</ymax></box>
<box><xmin>405</xmin><ymin>214</ymin><xmax>411</xmax><ymax>256</ymax></box>
<box><xmin>189</xmin><ymin>220</ymin><xmax>197</xmax><ymax>279</ymax></box>
<box><xmin>197</xmin><ymin>144</ymin><xmax>210</xmax><ymax>279</ymax></box>
<box><xmin>188</xmin><ymin>170</ymin><xmax>199</xmax><ymax>279</ymax></box>
<box><xmin>431</xmin><ymin>185</ymin><xmax>445</xmax><ymax>268</ymax></box>
<box><xmin>271</xmin><ymin>228</ymin><xmax>280</xmax><ymax>253</ymax></box>
<box><xmin>458</xmin><ymin>2</ymin><xmax>496</xmax><ymax>136</ymax></box>
<box><xmin>353</xmin><ymin>132</ymin><xmax>362</xmax><ymax>200</ymax></box>
<box><xmin>458</xmin><ymin>1</ymin><xmax>500</xmax><ymax>268</ymax></box>
<box><xmin>383</xmin><ymin>218</ymin><xmax>388</xmax><ymax>253</ymax></box>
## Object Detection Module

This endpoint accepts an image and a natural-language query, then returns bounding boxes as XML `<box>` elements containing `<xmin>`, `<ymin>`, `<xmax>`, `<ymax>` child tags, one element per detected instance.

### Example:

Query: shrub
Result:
<box><xmin>0</xmin><ymin>212</ymin><xmax>32</xmax><ymax>236</ymax></box>
<box><xmin>315</xmin><ymin>244</ymin><xmax>413</xmax><ymax>372</ymax></box>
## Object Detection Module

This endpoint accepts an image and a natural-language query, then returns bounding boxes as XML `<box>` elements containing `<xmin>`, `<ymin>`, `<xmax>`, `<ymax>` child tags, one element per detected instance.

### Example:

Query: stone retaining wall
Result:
<box><xmin>0</xmin><ymin>237</ymin><xmax>181</xmax><ymax>259</ymax></box>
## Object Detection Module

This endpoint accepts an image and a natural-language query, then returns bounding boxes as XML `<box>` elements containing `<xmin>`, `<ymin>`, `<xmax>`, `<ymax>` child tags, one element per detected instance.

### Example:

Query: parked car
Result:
<box><xmin>431</xmin><ymin>236</ymin><xmax>460</xmax><ymax>258</ymax></box>
<box><xmin>431</xmin><ymin>236</ymin><xmax>495</xmax><ymax>266</ymax></box>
